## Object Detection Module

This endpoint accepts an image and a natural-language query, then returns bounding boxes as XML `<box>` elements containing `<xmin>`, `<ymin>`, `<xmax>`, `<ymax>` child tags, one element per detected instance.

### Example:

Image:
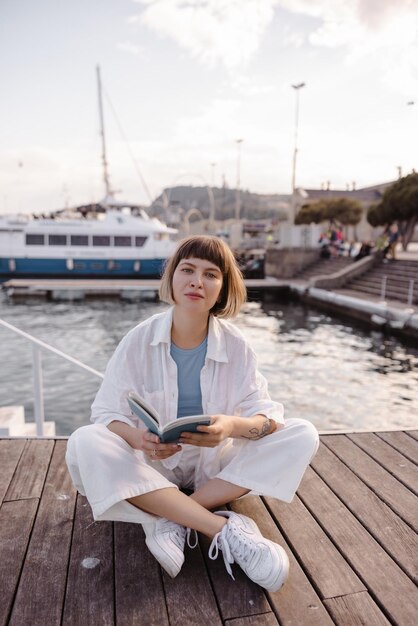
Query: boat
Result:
<box><xmin>0</xmin><ymin>204</ymin><xmax>177</xmax><ymax>279</ymax></box>
<box><xmin>0</xmin><ymin>67</ymin><xmax>177</xmax><ymax>280</ymax></box>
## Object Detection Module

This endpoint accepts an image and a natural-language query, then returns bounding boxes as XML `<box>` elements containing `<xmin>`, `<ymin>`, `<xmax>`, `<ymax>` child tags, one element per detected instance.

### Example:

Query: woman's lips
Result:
<box><xmin>185</xmin><ymin>293</ymin><xmax>204</xmax><ymax>299</ymax></box>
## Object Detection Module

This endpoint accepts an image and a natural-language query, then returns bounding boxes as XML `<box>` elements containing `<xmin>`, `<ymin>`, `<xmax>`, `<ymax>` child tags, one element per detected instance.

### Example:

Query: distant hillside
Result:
<box><xmin>150</xmin><ymin>186</ymin><xmax>290</xmax><ymax>221</ymax></box>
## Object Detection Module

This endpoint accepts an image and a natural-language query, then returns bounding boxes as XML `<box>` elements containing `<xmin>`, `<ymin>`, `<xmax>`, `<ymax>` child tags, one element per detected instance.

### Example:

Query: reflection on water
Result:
<box><xmin>0</xmin><ymin>294</ymin><xmax>417</xmax><ymax>434</ymax></box>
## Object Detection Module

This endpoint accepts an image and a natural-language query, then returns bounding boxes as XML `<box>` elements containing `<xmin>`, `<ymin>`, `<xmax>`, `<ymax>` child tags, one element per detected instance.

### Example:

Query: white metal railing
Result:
<box><xmin>408</xmin><ymin>279</ymin><xmax>415</xmax><ymax>307</ymax></box>
<box><xmin>380</xmin><ymin>276</ymin><xmax>416</xmax><ymax>306</ymax></box>
<box><xmin>0</xmin><ymin>318</ymin><xmax>104</xmax><ymax>436</ymax></box>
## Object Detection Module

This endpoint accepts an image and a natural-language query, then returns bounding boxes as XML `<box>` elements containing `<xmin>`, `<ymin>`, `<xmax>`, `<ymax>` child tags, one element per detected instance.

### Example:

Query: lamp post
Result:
<box><xmin>235</xmin><ymin>139</ymin><xmax>243</xmax><ymax>221</ymax></box>
<box><xmin>290</xmin><ymin>82</ymin><xmax>306</xmax><ymax>224</ymax></box>
<box><xmin>210</xmin><ymin>162</ymin><xmax>216</xmax><ymax>187</ymax></box>
<box><xmin>209</xmin><ymin>162</ymin><xmax>217</xmax><ymax>234</ymax></box>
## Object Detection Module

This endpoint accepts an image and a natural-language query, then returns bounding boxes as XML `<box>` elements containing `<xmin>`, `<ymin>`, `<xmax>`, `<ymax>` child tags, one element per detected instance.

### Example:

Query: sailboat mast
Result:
<box><xmin>96</xmin><ymin>65</ymin><xmax>112</xmax><ymax>200</ymax></box>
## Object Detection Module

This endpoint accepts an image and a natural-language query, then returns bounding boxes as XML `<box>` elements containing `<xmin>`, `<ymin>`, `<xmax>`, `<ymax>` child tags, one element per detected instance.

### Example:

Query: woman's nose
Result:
<box><xmin>190</xmin><ymin>273</ymin><xmax>203</xmax><ymax>287</ymax></box>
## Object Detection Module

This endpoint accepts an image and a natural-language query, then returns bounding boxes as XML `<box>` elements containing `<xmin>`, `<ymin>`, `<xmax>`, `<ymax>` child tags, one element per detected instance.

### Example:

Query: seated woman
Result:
<box><xmin>66</xmin><ymin>236</ymin><xmax>319</xmax><ymax>592</ymax></box>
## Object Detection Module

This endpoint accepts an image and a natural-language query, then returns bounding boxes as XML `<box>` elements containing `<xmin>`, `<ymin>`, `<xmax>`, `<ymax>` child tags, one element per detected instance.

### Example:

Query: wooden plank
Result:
<box><xmin>347</xmin><ymin>433</ymin><xmax>417</xmax><ymax>494</ymax></box>
<box><xmin>232</xmin><ymin>496</ymin><xmax>334</xmax><ymax>626</ymax></box>
<box><xmin>196</xmin><ymin>502</ymin><xmax>271</xmax><ymax>622</ymax></box>
<box><xmin>114</xmin><ymin>522</ymin><xmax>169</xmax><ymax>626</ymax></box>
<box><xmin>5</xmin><ymin>439</ymin><xmax>54</xmax><ymax>501</ymax></box>
<box><xmin>263</xmin><ymin>490</ymin><xmax>365</xmax><ymax>599</ymax></box>
<box><xmin>406</xmin><ymin>430</ymin><xmax>418</xmax><ymax>442</ymax></box>
<box><xmin>297</xmin><ymin>466</ymin><xmax>418</xmax><ymax>625</ymax></box>
<box><xmin>376</xmin><ymin>430</ymin><xmax>418</xmax><ymax>464</ymax></box>
<box><xmin>163</xmin><ymin>542</ymin><xmax>223</xmax><ymax>626</ymax></box>
<box><xmin>311</xmin><ymin>443</ymin><xmax>418</xmax><ymax>583</ymax></box>
<box><xmin>321</xmin><ymin>435</ymin><xmax>418</xmax><ymax>531</ymax></box>
<box><xmin>0</xmin><ymin>499</ymin><xmax>38</xmax><ymax>626</ymax></box>
<box><xmin>324</xmin><ymin>591</ymin><xmax>391</xmax><ymax>626</ymax></box>
<box><xmin>0</xmin><ymin>439</ymin><xmax>25</xmax><ymax>505</ymax></box>
<box><xmin>63</xmin><ymin>495</ymin><xmax>114</xmax><ymax>626</ymax></box>
<box><xmin>8</xmin><ymin>442</ymin><xmax>77</xmax><ymax>626</ymax></box>
<box><xmin>200</xmin><ymin>533</ymin><xmax>271</xmax><ymax>622</ymax></box>
<box><xmin>225</xmin><ymin>613</ymin><xmax>279</xmax><ymax>626</ymax></box>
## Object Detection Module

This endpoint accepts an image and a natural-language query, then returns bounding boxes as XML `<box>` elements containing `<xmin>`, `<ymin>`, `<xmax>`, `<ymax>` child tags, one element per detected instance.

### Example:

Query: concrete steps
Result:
<box><xmin>0</xmin><ymin>405</ymin><xmax>56</xmax><ymax>436</ymax></box>
<box><xmin>345</xmin><ymin>260</ymin><xmax>418</xmax><ymax>304</ymax></box>
<box><xmin>295</xmin><ymin>257</ymin><xmax>353</xmax><ymax>280</ymax></box>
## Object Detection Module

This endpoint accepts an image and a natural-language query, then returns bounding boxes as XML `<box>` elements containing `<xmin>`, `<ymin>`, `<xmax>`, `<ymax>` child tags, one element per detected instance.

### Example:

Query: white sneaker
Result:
<box><xmin>208</xmin><ymin>511</ymin><xmax>289</xmax><ymax>592</ymax></box>
<box><xmin>143</xmin><ymin>518</ymin><xmax>187</xmax><ymax>578</ymax></box>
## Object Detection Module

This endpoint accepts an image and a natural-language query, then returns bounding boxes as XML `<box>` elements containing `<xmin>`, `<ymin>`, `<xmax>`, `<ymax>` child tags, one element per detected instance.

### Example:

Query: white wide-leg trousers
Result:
<box><xmin>65</xmin><ymin>418</ymin><xmax>319</xmax><ymax>525</ymax></box>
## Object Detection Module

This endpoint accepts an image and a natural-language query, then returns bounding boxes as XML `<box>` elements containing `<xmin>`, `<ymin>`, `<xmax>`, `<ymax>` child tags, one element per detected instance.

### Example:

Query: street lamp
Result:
<box><xmin>290</xmin><ymin>82</ymin><xmax>306</xmax><ymax>223</ymax></box>
<box><xmin>210</xmin><ymin>162</ymin><xmax>217</xmax><ymax>187</ymax></box>
<box><xmin>235</xmin><ymin>139</ymin><xmax>244</xmax><ymax>221</ymax></box>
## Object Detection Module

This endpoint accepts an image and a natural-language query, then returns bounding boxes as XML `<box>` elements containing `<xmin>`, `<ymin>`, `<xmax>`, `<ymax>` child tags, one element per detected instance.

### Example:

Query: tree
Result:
<box><xmin>367</xmin><ymin>173</ymin><xmax>418</xmax><ymax>249</ymax></box>
<box><xmin>294</xmin><ymin>201</ymin><xmax>327</xmax><ymax>224</ymax></box>
<box><xmin>295</xmin><ymin>197</ymin><xmax>363</xmax><ymax>231</ymax></box>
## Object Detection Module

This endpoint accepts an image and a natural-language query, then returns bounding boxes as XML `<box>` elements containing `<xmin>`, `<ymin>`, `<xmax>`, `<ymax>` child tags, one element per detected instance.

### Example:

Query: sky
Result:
<box><xmin>1</xmin><ymin>0</ymin><xmax>417</xmax><ymax>215</ymax></box>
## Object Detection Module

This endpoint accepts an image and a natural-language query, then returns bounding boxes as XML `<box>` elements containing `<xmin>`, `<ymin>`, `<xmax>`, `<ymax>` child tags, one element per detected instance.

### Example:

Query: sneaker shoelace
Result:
<box><xmin>209</xmin><ymin>523</ymin><xmax>262</xmax><ymax>581</ymax></box>
<box><xmin>186</xmin><ymin>527</ymin><xmax>198</xmax><ymax>548</ymax></box>
<box><xmin>158</xmin><ymin>519</ymin><xmax>186</xmax><ymax>550</ymax></box>
<box><xmin>208</xmin><ymin>525</ymin><xmax>235</xmax><ymax>579</ymax></box>
<box><xmin>158</xmin><ymin>519</ymin><xmax>198</xmax><ymax>550</ymax></box>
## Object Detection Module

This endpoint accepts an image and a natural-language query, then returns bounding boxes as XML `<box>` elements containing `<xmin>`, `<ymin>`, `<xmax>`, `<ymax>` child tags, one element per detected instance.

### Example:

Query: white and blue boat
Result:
<box><xmin>0</xmin><ymin>66</ymin><xmax>178</xmax><ymax>280</ymax></box>
<box><xmin>0</xmin><ymin>203</ymin><xmax>177</xmax><ymax>279</ymax></box>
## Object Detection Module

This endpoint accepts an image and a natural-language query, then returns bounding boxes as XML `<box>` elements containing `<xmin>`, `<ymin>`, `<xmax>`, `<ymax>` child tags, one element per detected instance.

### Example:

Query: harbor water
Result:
<box><xmin>0</xmin><ymin>293</ymin><xmax>417</xmax><ymax>435</ymax></box>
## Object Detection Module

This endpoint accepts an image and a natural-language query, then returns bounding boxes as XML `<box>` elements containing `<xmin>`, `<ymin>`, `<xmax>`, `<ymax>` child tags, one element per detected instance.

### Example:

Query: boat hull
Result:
<box><xmin>0</xmin><ymin>257</ymin><xmax>167</xmax><ymax>279</ymax></box>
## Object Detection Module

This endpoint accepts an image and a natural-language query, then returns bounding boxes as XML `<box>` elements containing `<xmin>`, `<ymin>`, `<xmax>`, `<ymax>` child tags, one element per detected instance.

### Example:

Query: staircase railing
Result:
<box><xmin>380</xmin><ymin>277</ymin><xmax>415</xmax><ymax>306</ymax></box>
<box><xmin>0</xmin><ymin>318</ymin><xmax>104</xmax><ymax>436</ymax></box>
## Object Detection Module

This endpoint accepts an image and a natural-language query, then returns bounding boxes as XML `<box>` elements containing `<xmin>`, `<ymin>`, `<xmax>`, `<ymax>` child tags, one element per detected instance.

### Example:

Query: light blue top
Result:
<box><xmin>170</xmin><ymin>336</ymin><xmax>208</xmax><ymax>418</ymax></box>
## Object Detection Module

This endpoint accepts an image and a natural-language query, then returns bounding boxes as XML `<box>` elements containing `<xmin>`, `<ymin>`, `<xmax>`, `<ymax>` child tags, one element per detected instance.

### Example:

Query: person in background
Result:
<box><xmin>387</xmin><ymin>223</ymin><xmax>400</xmax><ymax>260</ymax></box>
<box><xmin>65</xmin><ymin>236</ymin><xmax>319</xmax><ymax>593</ymax></box>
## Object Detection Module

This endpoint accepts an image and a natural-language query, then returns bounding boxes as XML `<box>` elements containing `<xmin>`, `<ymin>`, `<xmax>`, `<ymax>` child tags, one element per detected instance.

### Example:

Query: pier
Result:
<box><xmin>1</xmin><ymin>277</ymin><xmax>290</xmax><ymax>300</ymax></box>
<box><xmin>1</xmin><ymin>430</ymin><xmax>417</xmax><ymax>625</ymax></box>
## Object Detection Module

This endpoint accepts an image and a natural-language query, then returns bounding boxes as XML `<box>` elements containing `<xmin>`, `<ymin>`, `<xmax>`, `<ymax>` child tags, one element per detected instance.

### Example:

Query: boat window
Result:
<box><xmin>71</xmin><ymin>235</ymin><xmax>89</xmax><ymax>246</ymax></box>
<box><xmin>93</xmin><ymin>235</ymin><xmax>110</xmax><ymax>247</ymax></box>
<box><xmin>114</xmin><ymin>236</ymin><xmax>132</xmax><ymax>247</ymax></box>
<box><xmin>26</xmin><ymin>234</ymin><xmax>45</xmax><ymax>245</ymax></box>
<box><xmin>135</xmin><ymin>236</ymin><xmax>148</xmax><ymax>247</ymax></box>
<box><xmin>49</xmin><ymin>234</ymin><xmax>67</xmax><ymax>246</ymax></box>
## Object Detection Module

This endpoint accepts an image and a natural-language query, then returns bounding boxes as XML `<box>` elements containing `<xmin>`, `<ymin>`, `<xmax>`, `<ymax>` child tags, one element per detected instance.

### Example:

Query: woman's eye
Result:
<box><xmin>206</xmin><ymin>273</ymin><xmax>216</xmax><ymax>279</ymax></box>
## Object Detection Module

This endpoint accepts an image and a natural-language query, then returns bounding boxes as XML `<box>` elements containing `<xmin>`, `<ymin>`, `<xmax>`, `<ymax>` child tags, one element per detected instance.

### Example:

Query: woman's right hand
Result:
<box><xmin>139</xmin><ymin>430</ymin><xmax>182</xmax><ymax>461</ymax></box>
<box><xmin>107</xmin><ymin>421</ymin><xmax>181</xmax><ymax>460</ymax></box>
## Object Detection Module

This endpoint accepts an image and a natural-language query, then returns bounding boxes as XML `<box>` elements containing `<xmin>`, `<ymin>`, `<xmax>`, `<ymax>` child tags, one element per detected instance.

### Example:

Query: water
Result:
<box><xmin>0</xmin><ymin>293</ymin><xmax>417</xmax><ymax>435</ymax></box>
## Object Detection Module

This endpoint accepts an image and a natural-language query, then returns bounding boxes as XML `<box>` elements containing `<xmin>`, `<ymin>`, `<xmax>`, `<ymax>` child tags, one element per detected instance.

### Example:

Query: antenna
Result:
<box><xmin>96</xmin><ymin>65</ymin><xmax>113</xmax><ymax>201</ymax></box>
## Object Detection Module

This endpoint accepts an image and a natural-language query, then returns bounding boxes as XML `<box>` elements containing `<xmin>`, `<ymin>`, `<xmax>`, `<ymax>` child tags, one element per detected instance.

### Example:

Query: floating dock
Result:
<box><xmin>1</xmin><ymin>430</ymin><xmax>417</xmax><ymax>625</ymax></box>
<box><xmin>1</xmin><ymin>278</ymin><xmax>290</xmax><ymax>301</ymax></box>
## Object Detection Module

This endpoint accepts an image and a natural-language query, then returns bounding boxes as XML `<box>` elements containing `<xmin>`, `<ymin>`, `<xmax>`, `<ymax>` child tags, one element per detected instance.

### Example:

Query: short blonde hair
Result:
<box><xmin>159</xmin><ymin>235</ymin><xmax>246</xmax><ymax>318</ymax></box>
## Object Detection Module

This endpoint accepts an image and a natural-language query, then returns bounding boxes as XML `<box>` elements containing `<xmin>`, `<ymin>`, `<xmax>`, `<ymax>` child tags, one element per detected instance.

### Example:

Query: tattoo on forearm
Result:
<box><xmin>242</xmin><ymin>417</ymin><xmax>271</xmax><ymax>440</ymax></box>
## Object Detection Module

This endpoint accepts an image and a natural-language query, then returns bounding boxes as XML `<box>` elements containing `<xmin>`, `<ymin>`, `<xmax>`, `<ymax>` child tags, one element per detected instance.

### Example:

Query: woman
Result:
<box><xmin>66</xmin><ymin>235</ymin><xmax>319</xmax><ymax>592</ymax></box>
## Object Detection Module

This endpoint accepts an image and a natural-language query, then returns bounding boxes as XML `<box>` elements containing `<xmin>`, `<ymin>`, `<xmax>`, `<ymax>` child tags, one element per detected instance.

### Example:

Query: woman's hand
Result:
<box><xmin>179</xmin><ymin>414</ymin><xmax>235</xmax><ymax>448</ymax></box>
<box><xmin>107</xmin><ymin>421</ymin><xmax>181</xmax><ymax>459</ymax></box>
<box><xmin>140</xmin><ymin>430</ymin><xmax>182</xmax><ymax>461</ymax></box>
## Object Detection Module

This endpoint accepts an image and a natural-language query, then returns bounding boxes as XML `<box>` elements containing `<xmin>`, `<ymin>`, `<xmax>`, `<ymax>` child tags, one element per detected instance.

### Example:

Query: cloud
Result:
<box><xmin>130</xmin><ymin>1</ymin><xmax>418</xmax><ymax>93</ymax></box>
<box><xmin>133</xmin><ymin>0</ymin><xmax>278</xmax><ymax>69</ymax></box>
<box><xmin>276</xmin><ymin>0</ymin><xmax>418</xmax><ymax>56</ymax></box>
<box><xmin>117</xmin><ymin>41</ymin><xmax>145</xmax><ymax>56</ymax></box>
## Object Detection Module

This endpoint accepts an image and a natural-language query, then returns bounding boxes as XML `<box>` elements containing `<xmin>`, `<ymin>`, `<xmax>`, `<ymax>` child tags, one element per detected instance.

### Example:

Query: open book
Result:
<box><xmin>127</xmin><ymin>391</ymin><xmax>211</xmax><ymax>443</ymax></box>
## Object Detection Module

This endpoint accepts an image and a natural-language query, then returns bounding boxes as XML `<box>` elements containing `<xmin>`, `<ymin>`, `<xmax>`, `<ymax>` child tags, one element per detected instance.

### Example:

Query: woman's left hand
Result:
<box><xmin>179</xmin><ymin>414</ymin><xmax>234</xmax><ymax>448</ymax></box>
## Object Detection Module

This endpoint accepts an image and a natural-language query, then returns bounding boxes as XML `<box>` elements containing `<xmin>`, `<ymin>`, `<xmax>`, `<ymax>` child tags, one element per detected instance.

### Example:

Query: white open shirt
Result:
<box><xmin>91</xmin><ymin>307</ymin><xmax>284</xmax><ymax>487</ymax></box>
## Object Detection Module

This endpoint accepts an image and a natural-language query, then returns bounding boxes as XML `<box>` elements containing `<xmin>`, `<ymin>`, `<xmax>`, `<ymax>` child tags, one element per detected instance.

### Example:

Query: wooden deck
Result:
<box><xmin>1</xmin><ymin>431</ymin><xmax>417</xmax><ymax>625</ymax></box>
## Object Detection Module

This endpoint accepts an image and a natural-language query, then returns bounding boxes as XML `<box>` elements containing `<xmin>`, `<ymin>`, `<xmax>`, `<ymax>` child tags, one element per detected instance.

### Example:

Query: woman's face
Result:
<box><xmin>172</xmin><ymin>257</ymin><xmax>223</xmax><ymax>314</ymax></box>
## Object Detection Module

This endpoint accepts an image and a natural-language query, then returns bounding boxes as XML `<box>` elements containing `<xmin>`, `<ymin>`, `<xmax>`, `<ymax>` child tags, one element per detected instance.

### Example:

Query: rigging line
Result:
<box><xmin>102</xmin><ymin>87</ymin><xmax>154</xmax><ymax>204</ymax></box>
